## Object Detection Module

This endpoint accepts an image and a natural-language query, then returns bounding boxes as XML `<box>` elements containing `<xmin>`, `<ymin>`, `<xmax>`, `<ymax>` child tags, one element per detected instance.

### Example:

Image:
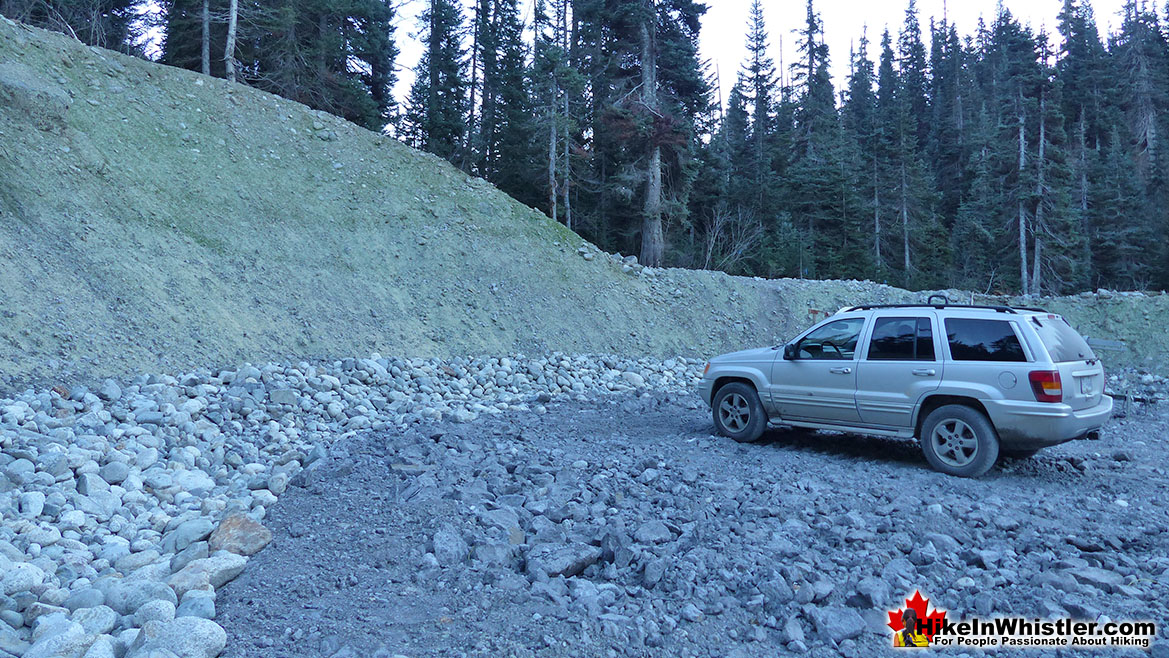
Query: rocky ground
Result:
<box><xmin>215</xmin><ymin>395</ymin><xmax>1169</xmax><ymax>658</ymax></box>
<box><xmin>0</xmin><ymin>354</ymin><xmax>699</xmax><ymax>657</ymax></box>
<box><xmin>0</xmin><ymin>352</ymin><xmax>1166</xmax><ymax>658</ymax></box>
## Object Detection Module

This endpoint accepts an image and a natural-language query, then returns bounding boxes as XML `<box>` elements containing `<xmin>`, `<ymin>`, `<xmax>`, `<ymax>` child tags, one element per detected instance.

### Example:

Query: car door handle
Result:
<box><xmin>829</xmin><ymin>367</ymin><xmax>852</xmax><ymax>374</ymax></box>
<box><xmin>912</xmin><ymin>368</ymin><xmax>937</xmax><ymax>377</ymax></box>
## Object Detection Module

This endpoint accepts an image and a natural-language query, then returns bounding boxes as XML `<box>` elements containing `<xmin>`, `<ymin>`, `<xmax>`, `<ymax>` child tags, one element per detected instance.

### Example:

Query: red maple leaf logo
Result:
<box><xmin>887</xmin><ymin>591</ymin><xmax>947</xmax><ymax>641</ymax></box>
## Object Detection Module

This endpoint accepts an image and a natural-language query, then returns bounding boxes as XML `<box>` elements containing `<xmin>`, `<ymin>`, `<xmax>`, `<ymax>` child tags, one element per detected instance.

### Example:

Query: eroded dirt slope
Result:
<box><xmin>1</xmin><ymin>17</ymin><xmax>1166</xmax><ymax>389</ymax></box>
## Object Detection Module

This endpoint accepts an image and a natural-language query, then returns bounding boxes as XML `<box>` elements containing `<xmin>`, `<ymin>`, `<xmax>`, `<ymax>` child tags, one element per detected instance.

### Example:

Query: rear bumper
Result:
<box><xmin>985</xmin><ymin>396</ymin><xmax>1114</xmax><ymax>449</ymax></box>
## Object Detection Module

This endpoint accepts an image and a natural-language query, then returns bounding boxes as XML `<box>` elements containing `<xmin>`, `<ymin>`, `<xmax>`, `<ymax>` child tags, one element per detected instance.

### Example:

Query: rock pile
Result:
<box><xmin>0</xmin><ymin>354</ymin><xmax>703</xmax><ymax>657</ymax></box>
<box><xmin>1108</xmin><ymin>371</ymin><xmax>1169</xmax><ymax>403</ymax></box>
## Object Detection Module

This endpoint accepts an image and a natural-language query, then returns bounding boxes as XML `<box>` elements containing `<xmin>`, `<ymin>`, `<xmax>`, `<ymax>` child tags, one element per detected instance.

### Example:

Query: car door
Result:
<box><xmin>855</xmin><ymin>314</ymin><xmax>943</xmax><ymax>428</ymax></box>
<box><xmin>770</xmin><ymin>316</ymin><xmax>867</xmax><ymax>423</ymax></box>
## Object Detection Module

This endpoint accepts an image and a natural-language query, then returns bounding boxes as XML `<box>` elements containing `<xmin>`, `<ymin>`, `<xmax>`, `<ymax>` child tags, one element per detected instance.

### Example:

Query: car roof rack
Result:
<box><xmin>845</xmin><ymin>303</ymin><xmax>1049</xmax><ymax>313</ymax></box>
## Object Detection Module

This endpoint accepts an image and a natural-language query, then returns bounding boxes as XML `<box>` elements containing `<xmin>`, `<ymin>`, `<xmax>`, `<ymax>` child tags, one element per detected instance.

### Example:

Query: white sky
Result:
<box><xmin>391</xmin><ymin>0</ymin><xmax>1129</xmax><ymax>106</ymax></box>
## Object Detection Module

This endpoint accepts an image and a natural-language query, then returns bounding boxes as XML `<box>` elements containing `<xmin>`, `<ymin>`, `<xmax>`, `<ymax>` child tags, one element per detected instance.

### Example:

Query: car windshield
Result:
<box><xmin>1030</xmin><ymin>314</ymin><xmax>1096</xmax><ymax>362</ymax></box>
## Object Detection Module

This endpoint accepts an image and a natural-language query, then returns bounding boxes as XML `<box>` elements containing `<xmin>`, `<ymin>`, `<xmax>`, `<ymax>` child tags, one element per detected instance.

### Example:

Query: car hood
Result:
<box><xmin>710</xmin><ymin>346</ymin><xmax>778</xmax><ymax>364</ymax></box>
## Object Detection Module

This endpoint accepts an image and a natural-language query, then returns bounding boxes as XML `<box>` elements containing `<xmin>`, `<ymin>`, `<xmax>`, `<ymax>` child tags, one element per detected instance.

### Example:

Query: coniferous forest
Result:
<box><xmin>5</xmin><ymin>0</ymin><xmax>1168</xmax><ymax>294</ymax></box>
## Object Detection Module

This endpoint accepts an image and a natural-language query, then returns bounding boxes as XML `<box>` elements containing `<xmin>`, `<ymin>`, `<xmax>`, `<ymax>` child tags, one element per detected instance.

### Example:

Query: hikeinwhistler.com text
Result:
<box><xmin>923</xmin><ymin>617</ymin><xmax>1157</xmax><ymax>649</ymax></box>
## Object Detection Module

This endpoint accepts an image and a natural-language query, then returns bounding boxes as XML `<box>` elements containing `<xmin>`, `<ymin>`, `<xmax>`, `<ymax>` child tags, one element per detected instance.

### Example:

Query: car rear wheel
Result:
<box><xmin>920</xmin><ymin>405</ymin><xmax>999</xmax><ymax>477</ymax></box>
<box><xmin>712</xmin><ymin>382</ymin><xmax>766</xmax><ymax>443</ymax></box>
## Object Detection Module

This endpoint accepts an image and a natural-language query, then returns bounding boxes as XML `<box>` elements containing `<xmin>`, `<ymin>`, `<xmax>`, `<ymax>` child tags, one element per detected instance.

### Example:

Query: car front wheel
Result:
<box><xmin>920</xmin><ymin>404</ymin><xmax>1000</xmax><ymax>477</ymax></box>
<box><xmin>712</xmin><ymin>382</ymin><xmax>766</xmax><ymax>443</ymax></box>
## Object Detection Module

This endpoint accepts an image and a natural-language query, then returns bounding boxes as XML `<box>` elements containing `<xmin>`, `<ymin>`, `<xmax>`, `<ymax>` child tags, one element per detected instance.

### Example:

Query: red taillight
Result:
<box><xmin>1029</xmin><ymin>370</ymin><xmax>1063</xmax><ymax>403</ymax></box>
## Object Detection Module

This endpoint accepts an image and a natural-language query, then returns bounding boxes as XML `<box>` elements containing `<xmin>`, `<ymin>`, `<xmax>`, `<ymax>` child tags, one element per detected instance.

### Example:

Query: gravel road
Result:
<box><xmin>217</xmin><ymin>393</ymin><xmax>1169</xmax><ymax>658</ymax></box>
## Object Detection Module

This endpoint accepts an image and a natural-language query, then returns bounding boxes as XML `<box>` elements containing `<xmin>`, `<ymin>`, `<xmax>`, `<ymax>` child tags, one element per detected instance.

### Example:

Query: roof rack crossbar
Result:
<box><xmin>844</xmin><ymin>303</ymin><xmax>1048</xmax><ymax>313</ymax></box>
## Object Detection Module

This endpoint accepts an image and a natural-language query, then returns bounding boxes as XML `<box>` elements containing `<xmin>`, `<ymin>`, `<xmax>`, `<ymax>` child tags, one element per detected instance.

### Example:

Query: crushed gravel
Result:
<box><xmin>217</xmin><ymin>393</ymin><xmax>1169</xmax><ymax>657</ymax></box>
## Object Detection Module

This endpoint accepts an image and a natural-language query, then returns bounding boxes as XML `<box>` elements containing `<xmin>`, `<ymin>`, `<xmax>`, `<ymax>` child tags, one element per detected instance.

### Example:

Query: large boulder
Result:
<box><xmin>208</xmin><ymin>515</ymin><xmax>272</xmax><ymax>556</ymax></box>
<box><xmin>166</xmin><ymin>553</ymin><xmax>247</xmax><ymax>600</ymax></box>
<box><xmin>126</xmin><ymin>617</ymin><xmax>226</xmax><ymax>658</ymax></box>
<box><xmin>23</xmin><ymin>621</ymin><xmax>94</xmax><ymax>658</ymax></box>
<box><xmin>525</xmin><ymin>543</ymin><xmax>602</xmax><ymax>578</ymax></box>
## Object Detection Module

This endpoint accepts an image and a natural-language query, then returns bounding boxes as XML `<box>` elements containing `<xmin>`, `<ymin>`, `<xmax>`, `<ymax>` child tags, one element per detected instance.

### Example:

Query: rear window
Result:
<box><xmin>945</xmin><ymin>318</ymin><xmax>1027</xmax><ymax>362</ymax></box>
<box><xmin>868</xmin><ymin>317</ymin><xmax>935</xmax><ymax>361</ymax></box>
<box><xmin>1029</xmin><ymin>315</ymin><xmax>1096</xmax><ymax>362</ymax></box>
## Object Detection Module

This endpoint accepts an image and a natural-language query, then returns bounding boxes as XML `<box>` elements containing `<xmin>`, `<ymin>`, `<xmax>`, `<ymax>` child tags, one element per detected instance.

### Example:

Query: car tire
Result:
<box><xmin>1001</xmin><ymin>448</ymin><xmax>1041</xmax><ymax>460</ymax></box>
<box><xmin>920</xmin><ymin>404</ymin><xmax>1000</xmax><ymax>478</ymax></box>
<box><xmin>712</xmin><ymin>382</ymin><xmax>766</xmax><ymax>443</ymax></box>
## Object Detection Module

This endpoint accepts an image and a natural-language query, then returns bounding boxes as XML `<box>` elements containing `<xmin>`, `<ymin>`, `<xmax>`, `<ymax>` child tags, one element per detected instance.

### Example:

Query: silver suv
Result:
<box><xmin>698</xmin><ymin>300</ymin><xmax>1113</xmax><ymax>477</ymax></box>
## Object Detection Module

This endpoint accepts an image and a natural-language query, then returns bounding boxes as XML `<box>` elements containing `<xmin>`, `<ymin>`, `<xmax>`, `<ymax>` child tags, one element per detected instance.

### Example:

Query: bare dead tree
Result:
<box><xmin>638</xmin><ymin>0</ymin><xmax>663</xmax><ymax>268</ymax></box>
<box><xmin>224</xmin><ymin>0</ymin><xmax>238</xmax><ymax>82</ymax></box>
<box><xmin>1031</xmin><ymin>87</ymin><xmax>1047</xmax><ymax>296</ymax></box>
<box><xmin>1017</xmin><ymin>92</ymin><xmax>1029</xmax><ymax>297</ymax></box>
<box><xmin>201</xmin><ymin>0</ymin><xmax>210</xmax><ymax>75</ymax></box>
<box><xmin>703</xmin><ymin>206</ymin><xmax>764</xmax><ymax>273</ymax></box>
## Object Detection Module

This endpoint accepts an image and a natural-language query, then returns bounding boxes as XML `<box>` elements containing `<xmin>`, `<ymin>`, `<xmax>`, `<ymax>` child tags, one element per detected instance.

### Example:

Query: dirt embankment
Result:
<box><xmin>1</xmin><ymin>17</ymin><xmax>1166</xmax><ymax>389</ymax></box>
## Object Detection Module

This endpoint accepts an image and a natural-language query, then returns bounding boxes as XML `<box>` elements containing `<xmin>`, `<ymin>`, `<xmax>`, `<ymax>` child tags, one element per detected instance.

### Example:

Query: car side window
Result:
<box><xmin>797</xmin><ymin>318</ymin><xmax>865</xmax><ymax>360</ymax></box>
<box><xmin>868</xmin><ymin>317</ymin><xmax>936</xmax><ymax>361</ymax></box>
<box><xmin>945</xmin><ymin>318</ymin><xmax>1027</xmax><ymax>362</ymax></box>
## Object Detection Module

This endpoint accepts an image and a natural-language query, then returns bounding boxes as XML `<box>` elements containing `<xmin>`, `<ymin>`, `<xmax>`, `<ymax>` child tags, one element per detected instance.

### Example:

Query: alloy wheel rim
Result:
<box><xmin>931</xmin><ymin>418</ymin><xmax>979</xmax><ymax>467</ymax></box>
<box><xmin>719</xmin><ymin>393</ymin><xmax>751</xmax><ymax>432</ymax></box>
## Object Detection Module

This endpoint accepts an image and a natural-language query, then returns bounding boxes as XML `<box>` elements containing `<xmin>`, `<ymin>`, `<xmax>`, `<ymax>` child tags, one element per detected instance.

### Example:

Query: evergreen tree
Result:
<box><xmin>785</xmin><ymin>0</ymin><xmax>869</xmax><ymax>279</ymax></box>
<box><xmin>890</xmin><ymin>5</ymin><xmax>940</xmax><ymax>287</ymax></box>
<box><xmin>532</xmin><ymin>0</ymin><xmax>570</xmax><ymax>224</ymax></box>
<box><xmin>1056</xmin><ymin>0</ymin><xmax>1111</xmax><ymax>284</ymax></box>
<box><xmin>570</xmin><ymin>0</ymin><xmax>706</xmax><ymax>266</ymax></box>
<box><xmin>2</xmin><ymin>0</ymin><xmax>142</xmax><ymax>51</ymax></box>
<box><xmin>952</xmin><ymin>108</ymin><xmax>1001</xmax><ymax>291</ymax></box>
<box><xmin>161</xmin><ymin>0</ymin><xmax>398</xmax><ymax>130</ymax></box>
<box><xmin>1110</xmin><ymin>1</ymin><xmax>1169</xmax><ymax>287</ymax></box>
<box><xmin>927</xmin><ymin>17</ymin><xmax>966</xmax><ymax>223</ymax></box>
<box><xmin>740</xmin><ymin>0</ymin><xmax>776</xmax><ymax>207</ymax></box>
<box><xmin>161</xmin><ymin>0</ymin><xmax>226</xmax><ymax>75</ymax></box>
<box><xmin>655</xmin><ymin>0</ymin><xmax>710</xmax><ymax>261</ymax></box>
<box><xmin>403</xmin><ymin>0</ymin><xmax>468</xmax><ymax>162</ymax></box>
<box><xmin>978</xmin><ymin>7</ymin><xmax>1043</xmax><ymax>295</ymax></box>
<box><xmin>1030</xmin><ymin>31</ymin><xmax>1085</xmax><ymax>294</ymax></box>
<box><xmin>898</xmin><ymin>0</ymin><xmax>930</xmax><ymax>145</ymax></box>
<box><xmin>473</xmin><ymin>0</ymin><xmax>536</xmax><ymax>204</ymax></box>
<box><xmin>843</xmin><ymin>30</ymin><xmax>882</xmax><ymax>273</ymax></box>
<box><xmin>1094</xmin><ymin>126</ymin><xmax>1158</xmax><ymax>288</ymax></box>
<box><xmin>146</xmin><ymin>0</ymin><xmax>1169</xmax><ymax>290</ymax></box>
<box><xmin>874</xmin><ymin>29</ymin><xmax>899</xmax><ymax>275</ymax></box>
<box><xmin>720</xmin><ymin>82</ymin><xmax>755</xmax><ymax>215</ymax></box>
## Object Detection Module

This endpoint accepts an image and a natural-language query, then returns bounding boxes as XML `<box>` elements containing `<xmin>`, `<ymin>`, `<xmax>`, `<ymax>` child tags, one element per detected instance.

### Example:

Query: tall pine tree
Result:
<box><xmin>403</xmin><ymin>0</ymin><xmax>468</xmax><ymax>163</ymax></box>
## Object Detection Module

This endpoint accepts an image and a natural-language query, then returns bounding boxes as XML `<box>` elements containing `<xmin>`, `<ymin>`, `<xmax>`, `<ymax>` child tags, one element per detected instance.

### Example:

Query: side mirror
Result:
<box><xmin>783</xmin><ymin>343</ymin><xmax>798</xmax><ymax>360</ymax></box>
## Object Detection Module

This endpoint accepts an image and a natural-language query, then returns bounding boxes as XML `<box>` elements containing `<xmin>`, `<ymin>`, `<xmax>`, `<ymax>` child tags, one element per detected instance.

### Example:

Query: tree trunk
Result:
<box><xmin>1078</xmin><ymin>108</ymin><xmax>1088</xmax><ymax>214</ymax></box>
<box><xmin>561</xmin><ymin>2</ymin><xmax>572</xmax><ymax>231</ymax></box>
<box><xmin>900</xmin><ymin>162</ymin><xmax>910</xmax><ymax>278</ymax></box>
<box><xmin>200</xmin><ymin>0</ymin><xmax>210</xmax><ymax>76</ymax></box>
<box><xmin>563</xmin><ymin>96</ymin><xmax>572</xmax><ymax>231</ymax></box>
<box><xmin>638</xmin><ymin>4</ymin><xmax>663</xmax><ymax>268</ymax></box>
<box><xmin>1032</xmin><ymin>91</ymin><xmax>1046</xmax><ymax>296</ymax></box>
<box><xmin>1017</xmin><ymin>102</ymin><xmax>1028</xmax><ymax>297</ymax></box>
<box><xmin>873</xmin><ymin>153</ymin><xmax>881</xmax><ymax>269</ymax></box>
<box><xmin>224</xmin><ymin>0</ymin><xmax>238</xmax><ymax>83</ymax></box>
<box><xmin>1078</xmin><ymin>107</ymin><xmax>1093</xmax><ymax>283</ymax></box>
<box><xmin>467</xmin><ymin>0</ymin><xmax>486</xmax><ymax>170</ymax></box>
<box><xmin>548</xmin><ymin>80</ymin><xmax>558</xmax><ymax>224</ymax></box>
